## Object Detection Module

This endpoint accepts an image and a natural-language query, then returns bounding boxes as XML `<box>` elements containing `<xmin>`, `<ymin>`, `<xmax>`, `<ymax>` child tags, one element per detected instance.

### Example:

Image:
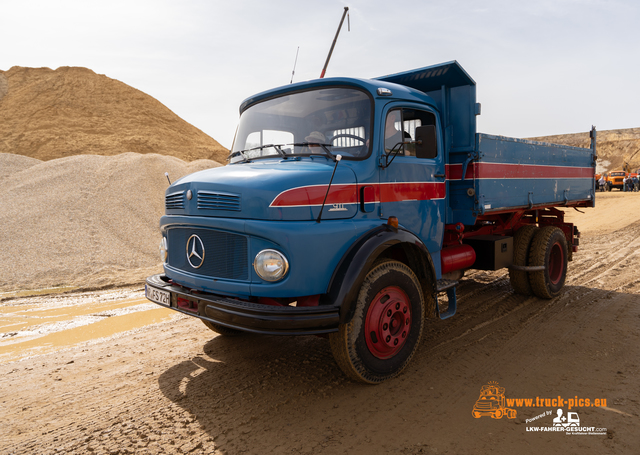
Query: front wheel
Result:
<box><xmin>329</xmin><ymin>260</ymin><xmax>425</xmax><ymax>384</ymax></box>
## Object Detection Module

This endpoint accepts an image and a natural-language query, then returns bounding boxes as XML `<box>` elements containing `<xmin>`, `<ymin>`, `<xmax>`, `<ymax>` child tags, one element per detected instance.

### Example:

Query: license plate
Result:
<box><xmin>145</xmin><ymin>284</ymin><xmax>170</xmax><ymax>306</ymax></box>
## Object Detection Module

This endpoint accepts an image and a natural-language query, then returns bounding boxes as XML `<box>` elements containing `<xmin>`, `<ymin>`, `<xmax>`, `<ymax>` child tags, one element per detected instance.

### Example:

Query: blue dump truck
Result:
<box><xmin>146</xmin><ymin>61</ymin><xmax>596</xmax><ymax>383</ymax></box>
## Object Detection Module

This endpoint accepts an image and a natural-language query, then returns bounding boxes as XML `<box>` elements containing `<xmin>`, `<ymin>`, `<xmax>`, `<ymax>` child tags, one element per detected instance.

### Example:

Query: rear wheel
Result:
<box><xmin>528</xmin><ymin>226</ymin><xmax>569</xmax><ymax>299</ymax></box>
<box><xmin>509</xmin><ymin>225</ymin><xmax>539</xmax><ymax>295</ymax></box>
<box><xmin>201</xmin><ymin>319</ymin><xmax>244</xmax><ymax>336</ymax></box>
<box><xmin>329</xmin><ymin>260</ymin><xmax>425</xmax><ymax>384</ymax></box>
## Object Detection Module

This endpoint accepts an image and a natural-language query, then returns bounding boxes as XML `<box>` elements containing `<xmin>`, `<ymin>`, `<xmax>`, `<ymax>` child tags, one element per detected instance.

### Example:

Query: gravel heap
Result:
<box><xmin>0</xmin><ymin>152</ymin><xmax>220</xmax><ymax>293</ymax></box>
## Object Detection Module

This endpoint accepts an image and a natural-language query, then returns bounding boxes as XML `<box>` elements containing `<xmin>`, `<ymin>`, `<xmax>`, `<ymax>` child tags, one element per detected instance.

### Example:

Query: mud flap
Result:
<box><xmin>436</xmin><ymin>279</ymin><xmax>457</xmax><ymax>319</ymax></box>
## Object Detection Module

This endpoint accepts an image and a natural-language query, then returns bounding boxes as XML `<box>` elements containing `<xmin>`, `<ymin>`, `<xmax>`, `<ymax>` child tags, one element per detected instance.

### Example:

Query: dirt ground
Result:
<box><xmin>1</xmin><ymin>191</ymin><xmax>639</xmax><ymax>454</ymax></box>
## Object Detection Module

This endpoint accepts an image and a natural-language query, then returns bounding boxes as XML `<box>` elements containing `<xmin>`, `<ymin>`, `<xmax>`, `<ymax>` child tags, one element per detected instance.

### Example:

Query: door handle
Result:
<box><xmin>434</xmin><ymin>174</ymin><xmax>445</xmax><ymax>178</ymax></box>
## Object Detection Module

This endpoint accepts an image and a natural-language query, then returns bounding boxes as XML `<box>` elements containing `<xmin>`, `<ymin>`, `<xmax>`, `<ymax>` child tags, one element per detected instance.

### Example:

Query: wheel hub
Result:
<box><xmin>365</xmin><ymin>286</ymin><xmax>411</xmax><ymax>359</ymax></box>
<box><xmin>548</xmin><ymin>242</ymin><xmax>564</xmax><ymax>285</ymax></box>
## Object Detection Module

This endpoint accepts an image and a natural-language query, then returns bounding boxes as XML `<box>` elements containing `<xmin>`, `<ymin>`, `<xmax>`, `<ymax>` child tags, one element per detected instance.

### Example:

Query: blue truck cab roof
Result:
<box><xmin>239</xmin><ymin>60</ymin><xmax>479</xmax><ymax>155</ymax></box>
<box><xmin>239</xmin><ymin>75</ymin><xmax>439</xmax><ymax>114</ymax></box>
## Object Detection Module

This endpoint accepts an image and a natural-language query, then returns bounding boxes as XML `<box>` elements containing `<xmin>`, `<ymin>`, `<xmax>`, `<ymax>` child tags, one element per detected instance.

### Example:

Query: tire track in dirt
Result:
<box><xmin>568</xmin><ymin>221</ymin><xmax>640</xmax><ymax>291</ymax></box>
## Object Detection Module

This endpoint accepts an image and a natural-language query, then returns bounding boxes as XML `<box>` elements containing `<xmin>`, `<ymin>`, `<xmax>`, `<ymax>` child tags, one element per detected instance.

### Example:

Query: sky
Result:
<box><xmin>1</xmin><ymin>0</ymin><xmax>639</xmax><ymax>150</ymax></box>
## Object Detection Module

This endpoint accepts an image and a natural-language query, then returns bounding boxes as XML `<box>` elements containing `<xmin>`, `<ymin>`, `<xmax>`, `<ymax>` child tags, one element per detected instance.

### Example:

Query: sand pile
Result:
<box><xmin>529</xmin><ymin>127</ymin><xmax>640</xmax><ymax>173</ymax></box>
<box><xmin>0</xmin><ymin>66</ymin><xmax>228</xmax><ymax>163</ymax></box>
<box><xmin>0</xmin><ymin>152</ymin><xmax>220</xmax><ymax>293</ymax></box>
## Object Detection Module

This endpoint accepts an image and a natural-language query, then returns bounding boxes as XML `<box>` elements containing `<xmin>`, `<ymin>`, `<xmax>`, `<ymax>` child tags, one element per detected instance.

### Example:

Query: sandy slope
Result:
<box><xmin>0</xmin><ymin>66</ymin><xmax>228</xmax><ymax>163</ymax></box>
<box><xmin>0</xmin><ymin>192</ymin><xmax>638</xmax><ymax>454</ymax></box>
<box><xmin>529</xmin><ymin>128</ymin><xmax>640</xmax><ymax>174</ymax></box>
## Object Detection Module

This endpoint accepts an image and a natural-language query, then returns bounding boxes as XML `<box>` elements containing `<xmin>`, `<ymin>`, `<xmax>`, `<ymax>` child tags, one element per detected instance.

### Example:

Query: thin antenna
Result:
<box><xmin>290</xmin><ymin>46</ymin><xmax>300</xmax><ymax>84</ymax></box>
<box><xmin>320</xmin><ymin>7</ymin><xmax>350</xmax><ymax>79</ymax></box>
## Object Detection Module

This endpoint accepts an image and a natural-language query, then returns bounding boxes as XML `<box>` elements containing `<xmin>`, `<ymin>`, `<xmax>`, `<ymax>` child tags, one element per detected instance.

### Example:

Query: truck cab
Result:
<box><xmin>607</xmin><ymin>170</ymin><xmax>626</xmax><ymax>190</ymax></box>
<box><xmin>146</xmin><ymin>61</ymin><xmax>596</xmax><ymax>383</ymax></box>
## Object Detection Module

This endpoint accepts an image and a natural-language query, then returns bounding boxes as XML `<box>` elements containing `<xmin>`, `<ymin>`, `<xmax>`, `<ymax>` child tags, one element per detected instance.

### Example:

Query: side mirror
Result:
<box><xmin>415</xmin><ymin>125</ymin><xmax>437</xmax><ymax>159</ymax></box>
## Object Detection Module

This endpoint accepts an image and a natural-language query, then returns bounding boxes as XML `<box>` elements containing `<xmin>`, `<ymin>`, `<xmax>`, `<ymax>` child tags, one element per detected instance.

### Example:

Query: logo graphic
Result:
<box><xmin>472</xmin><ymin>382</ymin><xmax>609</xmax><ymax>435</ymax></box>
<box><xmin>552</xmin><ymin>408</ymin><xmax>580</xmax><ymax>427</ymax></box>
<box><xmin>186</xmin><ymin>234</ymin><xmax>205</xmax><ymax>269</ymax></box>
<box><xmin>329</xmin><ymin>203</ymin><xmax>348</xmax><ymax>212</ymax></box>
<box><xmin>526</xmin><ymin>408</ymin><xmax>606</xmax><ymax>435</ymax></box>
<box><xmin>472</xmin><ymin>381</ymin><xmax>517</xmax><ymax>419</ymax></box>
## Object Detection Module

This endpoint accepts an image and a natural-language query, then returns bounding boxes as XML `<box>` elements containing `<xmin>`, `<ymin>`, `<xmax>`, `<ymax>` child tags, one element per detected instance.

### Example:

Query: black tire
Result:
<box><xmin>528</xmin><ymin>226</ymin><xmax>569</xmax><ymax>299</ymax></box>
<box><xmin>510</xmin><ymin>225</ymin><xmax>539</xmax><ymax>295</ymax></box>
<box><xmin>201</xmin><ymin>319</ymin><xmax>244</xmax><ymax>336</ymax></box>
<box><xmin>329</xmin><ymin>260</ymin><xmax>425</xmax><ymax>384</ymax></box>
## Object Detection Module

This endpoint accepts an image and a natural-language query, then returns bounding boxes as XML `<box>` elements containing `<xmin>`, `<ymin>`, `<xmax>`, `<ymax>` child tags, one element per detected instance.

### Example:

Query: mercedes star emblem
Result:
<box><xmin>186</xmin><ymin>234</ymin><xmax>205</xmax><ymax>269</ymax></box>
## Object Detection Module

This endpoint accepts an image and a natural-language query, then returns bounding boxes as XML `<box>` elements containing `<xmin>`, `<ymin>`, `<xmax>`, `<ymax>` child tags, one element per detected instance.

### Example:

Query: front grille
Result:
<box><xmin>165</xmin><ymin>191</ymin><xmax>185</xmax><ymax>210</ymax></box>
<box><xmin>473</xmin><ymin>401</ymin><xmax>494</xmax><ymax>410</ymax></box>
<box><xmin>167</xmin><ymin>227</ymin><xmax>248</xmax><ymax>280</ymax></box>
<box><xmin>197</xmin><ymin>191</ymin><xmax>241</xmax><ymax>211</ymax></box>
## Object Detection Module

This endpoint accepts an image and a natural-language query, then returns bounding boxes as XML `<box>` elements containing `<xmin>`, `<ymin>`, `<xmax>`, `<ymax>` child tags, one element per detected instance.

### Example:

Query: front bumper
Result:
<box><xmin>145</xmin><ymin>274</ymin><xmax>339</xmax><ymax>335</ymax></box>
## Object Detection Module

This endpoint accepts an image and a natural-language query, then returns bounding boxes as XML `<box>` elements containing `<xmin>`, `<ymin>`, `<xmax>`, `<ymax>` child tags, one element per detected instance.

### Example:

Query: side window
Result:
<box><xmin>384</xmin><ymin>109</ymin><xmax>405</xmax><ymax>153</ymax></box>
<box><xmin>402</xmin><ymin>109</ymin><xmax>437</xmax><ymax>157</ymax></box>
<box><xmin>384</xmin><ymin>108</ymin><xmax>437</xmax><ymax>157</ymax></box>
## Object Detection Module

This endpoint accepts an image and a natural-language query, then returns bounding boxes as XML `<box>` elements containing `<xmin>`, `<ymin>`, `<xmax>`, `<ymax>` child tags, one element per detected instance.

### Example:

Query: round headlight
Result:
<box><xmin>254</xmin><ymin>249</ymin><xmax>289</xmax><ymax>282</ymax></box>
<box><xmin>159</xmin><ymin>237</ymin><xmax>168</xmax><ymax>263</ymax></box>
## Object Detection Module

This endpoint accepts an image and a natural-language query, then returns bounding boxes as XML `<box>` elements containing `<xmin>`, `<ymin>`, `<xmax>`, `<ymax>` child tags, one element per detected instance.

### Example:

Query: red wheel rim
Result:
<box><xmin>364</xmin><ymin>286</ymin><xmax>411</xmax><ymax>359</ymax></box>
<box><xmin>548</xmin><ymin>242</ymin><xmax>564</xmax><ymax>285</ymax></box>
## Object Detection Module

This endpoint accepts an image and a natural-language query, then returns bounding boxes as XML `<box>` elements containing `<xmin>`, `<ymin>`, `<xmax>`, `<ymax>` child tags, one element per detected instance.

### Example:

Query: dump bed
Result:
<box><xmin>378</xmin><ymin>61</ymin><xmax>596</xmax><ymax>226</ymax></box>
<box><xmin>448</xmin><ymin>134</ymin><xmax>596</xmax><ymax>225</ymax></box>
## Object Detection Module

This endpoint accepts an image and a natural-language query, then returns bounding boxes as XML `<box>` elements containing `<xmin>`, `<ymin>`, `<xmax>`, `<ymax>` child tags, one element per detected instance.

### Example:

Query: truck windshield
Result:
<box><xmin>230</xmin><ymin>87</ymin><xmax>372</xmax><ymax>163</ymax></box>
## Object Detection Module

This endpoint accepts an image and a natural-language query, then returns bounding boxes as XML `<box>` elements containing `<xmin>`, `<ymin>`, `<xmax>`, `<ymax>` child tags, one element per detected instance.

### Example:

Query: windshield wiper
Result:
<box><xmin>231</xmin><ymin>142</ymin><xmax>337</xmax><ymax>163</ymax></box>
<box><xmin>230</xmin><ymin>143</ymin><xmax>288</xmax><ymax>162</ymax></box>
<box><xmin>292</xmin><ymin>142</ymin><xmax>336</xmax><ymax>162</ymax></box>
<box><xmin>229</xmin><ymin>149</ymin><xmax>251</xmax><ymax>163</ymax></box>
<box><xmin>271</xmin><ymin>144</ymin><xmax>288</xmax><ymax>159</ymax></box>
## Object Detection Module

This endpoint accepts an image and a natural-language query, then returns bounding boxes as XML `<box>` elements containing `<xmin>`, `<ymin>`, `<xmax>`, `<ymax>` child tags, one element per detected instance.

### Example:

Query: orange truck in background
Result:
<box><xmin>606</xmin><ymin>170</ymin><xmax>627</xmax><ymax>191</ymax></box>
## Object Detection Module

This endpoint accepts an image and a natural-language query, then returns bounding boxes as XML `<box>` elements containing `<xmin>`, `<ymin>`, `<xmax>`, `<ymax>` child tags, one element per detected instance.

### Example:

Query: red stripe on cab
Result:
<box><xmin>270</xmin><ymin>184</ymin><xmax>358</xmax><ymax>207</ymax></box>
<box><xmin>270</xmin><ymin>182</ymin><xmax>445</xmax><ymax>207</ymax></box>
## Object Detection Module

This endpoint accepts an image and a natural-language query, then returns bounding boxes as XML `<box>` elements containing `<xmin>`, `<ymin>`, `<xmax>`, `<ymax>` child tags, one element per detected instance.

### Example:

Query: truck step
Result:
<box><xmin>436</xmin><ymin>279</ymin><xmax>459</xmax><ymax>292</ymax></box>
<box><xmin>436</xmin><ymin>280</ymin><xmax>458</xmax><ymax>319</ymax></box>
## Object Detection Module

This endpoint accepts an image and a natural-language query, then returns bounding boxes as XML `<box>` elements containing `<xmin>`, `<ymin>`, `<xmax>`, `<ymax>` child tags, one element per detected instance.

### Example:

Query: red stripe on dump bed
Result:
<box><xmin>446</xmin><ymin>163</ymin><xmax>594</xmax><ymax>180</ymax></box>
<box><xmin>270</xmin><ymin>182</ymin><xmax>446</xmax><ymax>207</ymax></box>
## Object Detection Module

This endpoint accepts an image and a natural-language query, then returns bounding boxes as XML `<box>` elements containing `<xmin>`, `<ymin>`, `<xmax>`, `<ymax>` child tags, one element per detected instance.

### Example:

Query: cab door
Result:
<box><xmin>378</xmin><ymin>106</ymin><xmax>446</xmax><ymax>264</ymax></box>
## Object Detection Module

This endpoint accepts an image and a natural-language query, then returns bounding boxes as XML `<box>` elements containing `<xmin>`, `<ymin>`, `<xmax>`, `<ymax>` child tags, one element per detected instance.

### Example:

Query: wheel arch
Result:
<box><xmin>324</xmin><ymin>225</ymin><xmax>437</xmax><ymax>323</ymax></box>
